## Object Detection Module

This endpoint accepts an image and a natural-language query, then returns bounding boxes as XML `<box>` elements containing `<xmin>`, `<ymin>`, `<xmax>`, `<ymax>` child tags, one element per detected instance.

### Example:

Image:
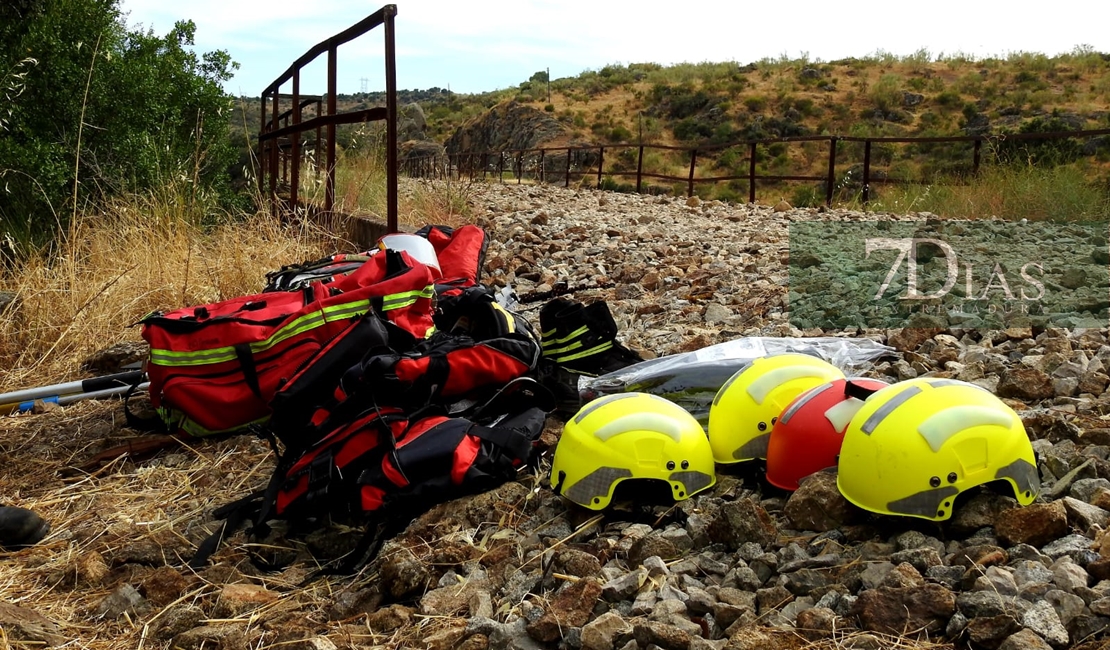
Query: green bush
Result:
<box><xmin>1</xmin><ymin>0</ymin><xmax>237</xmax><ymax>255</ymax></box>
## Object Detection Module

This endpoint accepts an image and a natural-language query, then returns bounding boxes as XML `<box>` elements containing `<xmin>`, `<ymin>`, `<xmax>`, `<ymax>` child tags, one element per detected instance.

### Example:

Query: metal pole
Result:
<box><xmin>539</xmin><ymin>149</ymin><xmax>545</xmax><ymax>185</ymax></box>
<box><xmin>596</xmin><ymin>146</ymin><xmax>604</xmax><ymax>189</ymax></box>
<box><xmin>290</xmin><ymin>72</ymin><xmax>301</xmax><ymax>210</ymax></box>
<box><xmin>384</xmin><ymin>6</ymin><xmax>399</xmax><ymax>233</ymax></box>
<box><xmin>269</xmin><ymin>92</ymin><xmax>279</xmax><ymax>213</ymax></box>
<box><xmin>258</xmin><ymin>95</ymin><xmax>267</xmax><ymax>196</ymax></box>
<box><xmin>687</xmin><ymin>149</ymin><xmax>697</xmax><ymax>198</ymax></box>
<box><xmin>973</xmin><ymin>138</ymin><xmax>982</xmax><ymax>176</ymax></box>
<box><xmin>826</xmin><ymin>137</ymin><xmax>837</xmax><ymax>207</ymax></box>
<box><xmin>862</xmin><ymin>140</ymin><xmax>872</xmax><ymax>205</ymax></box>
<box><xmin>325</xmin><ymin>45</ymin><xmax>338</xmax><ymax>214</ymax></box>
<box><xmin>748</xmin><ymin>143</ymin><xmax>757</xmax><ymax>204</ymax></box>
<box><xmin>636</xmin><ymin>145</ymin><xmax>644</xmax><ymax>193</ymax></box>
<box><xmin>564</xmin><ymin>148</ymin><xmax>572</xmax><ymax>188</ymax></box>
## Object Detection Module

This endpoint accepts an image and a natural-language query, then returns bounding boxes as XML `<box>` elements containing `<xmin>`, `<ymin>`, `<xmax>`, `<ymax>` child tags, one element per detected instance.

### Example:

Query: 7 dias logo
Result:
<box><xmin>865</xmin><ymin>238</ymin><xmax>1045</xmax><ymax>303</ymax></box>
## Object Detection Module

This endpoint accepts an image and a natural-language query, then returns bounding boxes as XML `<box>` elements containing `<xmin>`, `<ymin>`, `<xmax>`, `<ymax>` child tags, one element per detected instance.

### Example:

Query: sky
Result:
<box><xmin>117</xmin><ymin>0</ymin><xmax>1110</xmax><ymax>98</ymax></box>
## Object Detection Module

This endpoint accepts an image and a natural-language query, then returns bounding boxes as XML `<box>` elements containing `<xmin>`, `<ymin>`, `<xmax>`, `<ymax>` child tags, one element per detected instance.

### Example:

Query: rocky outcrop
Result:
<box><xmin>444</xmin><ymin>101</ymin><xmax>572</xmax><ymax>155</ymax></box>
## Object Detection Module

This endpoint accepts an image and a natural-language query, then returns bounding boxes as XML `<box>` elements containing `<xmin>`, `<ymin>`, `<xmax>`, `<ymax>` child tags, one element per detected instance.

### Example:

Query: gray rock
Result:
<box><xmin>858</xmin><ymin>561</ymin><xmax>896</xmax><ymax>591</ymax></box>
<box><xmin>1063</xmin><ymin>497</ymin><xmax>1110</xmax><ymax>530</ymax></box>
<box><xmin>603</xmin><ymin>569</ymin><xmax>647</xmax><ymax>602</ymax></box>
<box><xmin>1022</xmin><ymin>600</ymin><xmax>1070</xmax><ymax>646</ymax></box>
<box><xmin>581</xmin><ymin>611</ymin><xmax>631</xmax><ymax>650</ymax></box>
<box><xmin>95</xmin><ymin>584</ymin><xmax>149</xmax><ymax>619</ymax></box>
<box><xmin>1042</xmin><ymin>535</ymin><xmax>1096</xmax><ymax>560</ymax></box>
<box><xmin>999</xmin><ymin>628</ymin><xmax>1053</xmax><ymax>650</ymax></box>
<box><xmin>974</xmin><ymin>566</ymin><xmax>1019</xmax><ymax>596</ymax></box>
<box><xmin>1045</xmin><ymin>589</ymin><xmax>1087</xmax><ymax>627</ymax></box>
<box><xmin>1071</xmin><ymin>478</ymin><xmax>1110</xmax><ymax>503</ymax></box>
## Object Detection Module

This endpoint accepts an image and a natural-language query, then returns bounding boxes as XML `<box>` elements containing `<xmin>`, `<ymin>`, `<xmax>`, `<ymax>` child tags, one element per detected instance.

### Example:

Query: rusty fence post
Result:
<box><xmin>290</xmin><ymin>72</ymin><xmax>301</xmax><ymax>210</ymax></box>
<box><xmin>564</xmin><ymin>148</ymin><xmax>572</xmax><ymax>188</ymax></box>
<box><xmin>269</xmin><ymin>93</ymin><xmax>279</xmax><ymax>213</ymax></box>
<box><xmin>748</xmin><ymin>142</ymin><xmax>757</xmax><ymax>204</ymax></box>
<box><xmin>538</xmin><ymin>149</ymin><xmax>545</xmax><ymax>185</ymax></box>
<box><xmin>687</xmin><ymin>149</ymin><xmax>698</xmax><ymax>197</ymax></box>
<box><xmin>517</xmin><ymin>151</ymin><xmax>523</xmax><ymax>185</ymax></box>
<box><xmin>862</xmin><ymin>140</ymin><xmax>872</xmax><ymax>205</ymax></box>
<box><xmin>325</xmin><ymin>44</ymin><xmax>338</xmax><ymax>214</ymax></box>
<box><xmin>498</xmin><ymin>153</ymin><xmax>504</xmax><ymax>183</ymax></box>
<box><xmin>825</xmin><ymin>136</ymin><xmax>837</xmax><ymax>207</ymax></box>
<box><xmin>636</xmin><ymin>145</ymin><xmax>644</xmax><ymax>193</ymax></box>
<box><xmin>596</xmin><ymin>146</ymin><xmax>604</xmax><ymax>189</ymax></box>
<box><xmin>384</xmin><ymin>5</ymin><xmax>398</xmax><ymax>234</ymax></box>
<box><xmin>973</xmin><ymin>138</ymin><xmax>982</xmax><ymax>176</ymax></box>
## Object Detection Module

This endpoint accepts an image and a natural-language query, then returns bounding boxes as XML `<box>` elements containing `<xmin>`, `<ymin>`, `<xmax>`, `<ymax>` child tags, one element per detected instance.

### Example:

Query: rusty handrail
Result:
<box><xmin>410</xmin><ymin>127</ymin><xmax>1110</xmax><ymax>206</ymax></box>
<box><xmin>258</xmin><ymin>5</ymin><xmax>398</xmax><ymax>233</ymax></box>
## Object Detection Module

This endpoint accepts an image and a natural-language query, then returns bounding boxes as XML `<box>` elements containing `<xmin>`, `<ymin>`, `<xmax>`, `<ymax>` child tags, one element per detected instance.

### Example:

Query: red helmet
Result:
<box><xmin>765</xmin><ymin>377</ymin><xmax>890</xmax><ymax>491</ymax></box>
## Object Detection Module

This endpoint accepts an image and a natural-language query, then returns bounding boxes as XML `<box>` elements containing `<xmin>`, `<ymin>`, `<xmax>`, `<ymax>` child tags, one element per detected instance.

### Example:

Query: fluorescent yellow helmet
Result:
<box><xmin>837</xmin><ymin>377</ymin><xmax>1039</xmax><ymax>521</ymax></box>
<box><xmin>708</xmin><ymin>353</ymin><xmax>845</xmax><ymax>464</ymax></box>
<box><xmin>550</xmin><ymin>393</ymin><xmax>716</xmax><ymax>510</ymax></box>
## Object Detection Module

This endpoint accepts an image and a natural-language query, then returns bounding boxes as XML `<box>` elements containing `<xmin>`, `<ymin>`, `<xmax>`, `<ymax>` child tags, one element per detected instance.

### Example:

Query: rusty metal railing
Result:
<box><xmin>258</xmin><ymin>4</ymin><xmax>398</xmax><ymax>233</ymax></box>
<box><xmin>403</xmin><ymin>128</ymin><xmax>1110</xmax><ymax>207</ymax></box>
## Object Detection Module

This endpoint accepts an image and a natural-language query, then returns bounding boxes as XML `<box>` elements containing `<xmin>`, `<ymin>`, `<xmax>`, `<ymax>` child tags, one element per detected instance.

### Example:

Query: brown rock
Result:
<box><xmin>422</xmin><ymin>624</ymin><xmax>467</xmax><ymax>650</ymax></box>
<box><xmin>632</xmin><ymin>620</ymin><xmax>691</xmax><ymax>650</ymax></box>
<box><xmin>1088</xmin><ymin>557</ymin><xmax>1110</xmax><ymax>581</ymax></box>
<box><xmin>151</xmin><ymin>604</ymin><xmax>204</xmax><ymax>641</ymax></box>
<box><xmin>0</xmin><ymin>602</ymin><xmax>65</xmax><ymax>647</ymax></box>
<box><xmin>172</xmin><ymin>625</ymin><xmax>249</xmax><ymax>650</ymax></box>
<box><xmin>709</xmin><ymin>498</ymin><xmax>777</xmax><ymax>549</ymax></box>
<box><xmin>526</xmin><ymin>579</ymin><xmax>603</xmax><ymax>643</ymax></box>
<box><xmin>852</xmin><ymin>584</ymin><xmax>956</xmax><ymax>635</ymax></box>
<box><xmin>966</xmin><ymin>615</ymin><xmax>1022</xmax><ymax>649</ymax></box>
<box><xmin>141</xmin><ymin>566</ymin><xmax>191</xmax><ymax>607</ymax></box>
<box><xmin>212</xmin><ymin>583</ymin><xmax>279</xmax><ymax>618</ymax></box>
<box><xmin>997</xmin><ymin>367</ymin><xmax>1054</xmax><ymax>401</ymax></box>
<box><xmin>795</xmin><ymin>606</ymin><xmax>837</xmax><ymax>640</ymax></box>
<box><xmin>993</xmin><ymin>501</ymin><xmax>1068</xmax><ymax>547</ymax></box>
<box><xmin>950</xmin><ymin>545</ymin><xmax>1009</xmax><ymax>570</ymax></box>
<box><xmin>784</xmin><ymin>471</ymin><xmax>866</xmax><ymax>532</ymax></box>
<box><xmin>1079</xmin><ymin>371</ymin><xmax>1110</xmax><ymax>396</ymax></box>
<box><xmin>557</xmin><ymin>548</ymin><xmax>602</xmax><ymax>578</ymax></box>
<box><xmin>75</xmin><ymin>550</ymin><xmax>110</xmax><ymax>586</ymax></box>
<box><xmin>998</xmin><ymin>628</ymin><xmax>1053</xmax><ymax>650</ymax></box>
<box><xmin>458</xmin><ymin>633</ymin><xmax>490</xmax><ymax>650</ymax></box>
<box><xmin>581</xmin><ymin>611</ymin><xmax>632</xmax><ymax>650</ymax></box>
<box><xmin>773</xmin><ymin>200</ymin><xmax>792</xmax><ymax>212</ymax></box>
<box><xmin>886</xmin><ymin>327</ymin><xmax>942</xmax><ymax>352</ymax></box>
<box><xmin>379</xmin><ymin>549</ymin><xmax>431</xmax><ymax>600</ymax></box>
<box><xmin>363</xmin><ymin>604</ymin><xmax>413</xmax><ymax>632</ymax></box>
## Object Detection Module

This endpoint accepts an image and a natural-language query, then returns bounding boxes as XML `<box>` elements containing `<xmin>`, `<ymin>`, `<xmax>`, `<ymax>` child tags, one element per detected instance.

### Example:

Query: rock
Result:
<box><xmin>363</xmin><ymin>604</ymin><xmax>413</xmax><ymax>632</ymax></box>
<box><xmin>710</xmin><ymin>498</ymin><xmax>777</xmax><ymax>549</ymax></box>
<box><xmin>998</xmin><ymin>629</ymin><xmax>1053</xmax><ymax>650</ymax></box>
<box><xmin>966</xmin><ymin>615</ymin><xmax>1023</xmax><ymax>649</ymax></box>
<box><xmin>994</xmin><ymin>501</ymin><xmax>1068</xmax><ymax>547</ymax></box>
<box><xmin>1071</xmin><ymin>478</ymin><xmax>1110</xmax><ymax>504</ymax></box>
<box><xmin>581</xmin><ymin>611</ymin><xmax>632</xmax><ymax>650</ymax></box>
<box><xmin>172</xmin><ymin>625</ymin><xmax>248</xmax><ymax>650</ymax></box>
<box><xmin>1022</xmin><ymin>600</ymin><xmax>1070</xmax><ymax>646</ymax></box>
<box><xmin>95</xmin><ymin>584</ymin><xmax>149</xmax><ymax>619</ymax></box>
<box><xmin>1062</xmin><ymin>497</ymin><xmax>1110</xmax><ymax>530</ymax></box>
<box><xmin>380</xmin><ymin>549</ymin><xmax>431</xmax><ymax>600</ymax></box>
<box><xmin>1045</xmin><ymin>589</ymin><xmax>1086</xmax><ymax>627</ymax></box>
<box><xmin>795</xmin><ymin>606</ymin><xmax>837</xmax><ymax>640</ymax></box>
<box><xmin>887</xmin><ymin>327</ymin><xmax>942</xmax><ymax>353</ymax></box>
<box><xmin>773</xmin><ymin>200</ymin><xmax>791</xmax><ymax>212</ymax></box>
<box><xmin>212</xmin><ymin>583</ymin><xmax>279</xmax><ymax>618</ymax></box>
<box><xmin>998</xmin><ymin>366</ymin><xmax>1055</xmax><ymax>401</ymax></box>
<box><xmin>559</xmin><ymin>548</ymin><xmax>603</xmax><ymax>578</ymax></box>
<box><xmin>526</xmin><ymin>579</ymin><xmax>602</xmax><ymax>643</ymax></box>
<box><xmin>140</xmin><ymin>566</ymin><xmax>191</xmax><ymax>606</ymax></box>
<box><xmin>852</xmin><ymin>584</ymin><xmax>956</xmax><ymax>635</ymax></box>
<box><xmin>602</xmin><ymin>568</ymin><xmax>647</xmax><ymax>602</ymax></box>
<box><xmin>632</xmin><ymin>620</ymin><xmax>691</xmax><ymax>650</ymax></box>
<box><xmin>151</xmin><ymin>604</ymin><xmax>205</xmax><ymax>641</ymax></box>
<box><xmin>783</xmin><ymin>471</ymin><xmax>864</xmax><ymax>532</ymax></box>
<box><xmin>630</xmin><ymin>535</ymin><xmax>679</xmax><ymax>565</ymax></box>
<box><xmin>0</xmin><ymin>602</ymin><xmax>65</xmax><ymax>646</ymax></box>
<box><xmin>950</xmin><ymin>492</ymin><xmax>1020</xmax><ymax>535</ymax></box>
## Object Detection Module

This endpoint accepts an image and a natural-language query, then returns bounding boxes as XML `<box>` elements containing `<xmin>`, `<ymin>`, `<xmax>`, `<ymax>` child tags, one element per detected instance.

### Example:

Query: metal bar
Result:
<box><xmin>748</xmin><ymin>143</ymin><xmax>757</xmax><ymax>204</ymax></box>
<box><xmin>862</xmin><ymin>140</ymin><xmax>872</xmax><ymax>205</ymax></box>
<box><xmin>564</xmin><ymin>148</ymin><xmax>571</xmax><ymax>188</ymax></box>
<box><xmin>325</xmin><ymin>44</ymin><xmax>337</xmax><ymax>214</ymax></box>
<box><xmin>315</xmin><ymin>100</ymin><xmax>322</xmax><ymax>181</ymax></box>
<box><xmin>498</xmin><ymin>152</ymin><xmax>504</xmax><ymax>183</ymax></box>
<box><xmin>636</xmin><ymin>145</ymin><xmax>644</xmax><ymax>193</ymax></box>
<box><xmin>517</xmin><ymin>151</ymin><xmax>523</xmax><ymax>185</ymax></box>
<box><xmin>384</xmin><ymin>5</ymin><xmax>398</xmax><ymax>233</ymax></box>
<box><xmin>596</xmin><ymin>146</ymin><xmax>604</xmax><ymax>189</ymax></box>
<box><xmin>538</xmin><ymin>149</ymin><xmax>545</xmax><ymax>185</ymax></box>
<box><xmin>826</xmin><ymin>137</ymin><xmax>837</xmax><ymax>207</ymax></box>
<box><xmin>269</xmin><ymin>92</ymin><xmax>279</xmax><ymax>211</ymax></box>
<box><xmin>258</xmin><ymin>95</ymin><xmax>267</xmax><ymax>196</ymax></box>
<box><xmin>687</xmin><ymin>149</ymin><xmax>697</xmax><ymax>197</ymax></box>
<box><xmin>290</xmin><ymin>70</ymin><xmax>301</xmax><ymax>210</ymax></box>
<box><xmin>973</xmin><ymin>138</ymin><xmax>982</xmax><ymax>176</ymax></box>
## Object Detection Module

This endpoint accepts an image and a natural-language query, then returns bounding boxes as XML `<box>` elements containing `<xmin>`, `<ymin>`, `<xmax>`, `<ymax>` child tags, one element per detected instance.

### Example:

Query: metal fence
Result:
<box><xmin>403</xmin><ymin>128</ymin><xmax>1110</xmax><ymax>205</ymax></box>
<box><xmin>258</xmin><ymin>4</ymin><xmax>399</xmax><ymax>233</ymax></box>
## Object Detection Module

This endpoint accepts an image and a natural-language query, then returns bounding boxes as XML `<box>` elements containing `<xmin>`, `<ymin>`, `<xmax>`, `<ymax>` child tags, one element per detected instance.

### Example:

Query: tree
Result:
<box><xmin>0</xmin><ymin>0</ymin><xmax>238</xmax><ymax>255</ymax></box>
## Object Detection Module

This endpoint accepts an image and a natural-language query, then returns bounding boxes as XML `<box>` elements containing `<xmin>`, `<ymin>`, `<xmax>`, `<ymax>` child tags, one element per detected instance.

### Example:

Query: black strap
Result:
<box><xmin>122</xmin><ymin>372</ymin><xmax>168</xmax><ymax>433</ymax></box>
<box><xmin>465</xmin><ymin>421</ymin><xmax>534</xmax><ymax>461</ymax></box>
<box><xmin>844</xmin><ymin>379</ymin><xmax>882</xmax><ymax>401</ymax></box>
<box><xmin>188</xmin><ymin>490</ymin><xmax>265</xmax><ymax>569</ymax></box>
<box><xmin>234</xmin><ymin>343</ymin><xmax>263</xmax><ymax>400</ymax></box>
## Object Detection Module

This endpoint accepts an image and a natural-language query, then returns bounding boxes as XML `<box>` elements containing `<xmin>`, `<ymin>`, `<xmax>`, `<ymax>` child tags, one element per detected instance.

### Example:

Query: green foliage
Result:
<box><xmin>994</xmin><ymin>113</ymin><xmax>1083</xmax><ymax>166</ymax></box>
<box><xmin>0</xmin><ymin>0</ymin><xmax>238</xmax><ymax>254</ymax></box>
<box><xmin>869</xmin><ymin>74</ymin><xmax>902</xmax><ymax>111</ymax></box>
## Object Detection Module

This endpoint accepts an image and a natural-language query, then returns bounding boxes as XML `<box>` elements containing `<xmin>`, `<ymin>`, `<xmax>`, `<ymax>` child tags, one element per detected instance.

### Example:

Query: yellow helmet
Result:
<box><xmin>837</xmin><ymin>377</ymin><xmax>1039</xmax><ymax>521</ymax></box>
<box><xmin>708</xmin><ymin>353</ymin><xmax>845</xmax><ymax>464</ymax></box>
<box><xmin>550</xmin><ymin>393</ymin><xmax>716</xmax><ymax>510</ymax></box>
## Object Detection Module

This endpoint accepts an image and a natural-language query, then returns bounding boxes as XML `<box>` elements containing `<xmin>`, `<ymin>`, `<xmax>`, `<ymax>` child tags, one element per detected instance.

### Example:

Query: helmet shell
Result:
<box><xmin>550</xmin><ymin>393</ymin><xmax>716</xmax><ymax>510</ymax></box>
<box><xmin>766</xmin><ymin>377</ymin><xmax>890</xmax><ymax>491</ymax></box>
<box><xmin>378</xmin><ymin>233</ymin><xmax>442</xmax><ymax>279</ymax></box>
<box><xmin>837</xmin><ymin>377</ymin><xmax>1039</xmax><ymax>521</ymax></box>
<box><xmin>708</xmin><ymin>353</ymin><xmax>845</xmax><ymax>464</ymax></box>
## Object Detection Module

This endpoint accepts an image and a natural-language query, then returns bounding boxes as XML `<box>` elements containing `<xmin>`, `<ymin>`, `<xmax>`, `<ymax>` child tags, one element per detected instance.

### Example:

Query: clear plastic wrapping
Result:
<box><xmin>577</xmin><ymin>336</ymin><xmax>896</xmax><ymax>429</ymax></box>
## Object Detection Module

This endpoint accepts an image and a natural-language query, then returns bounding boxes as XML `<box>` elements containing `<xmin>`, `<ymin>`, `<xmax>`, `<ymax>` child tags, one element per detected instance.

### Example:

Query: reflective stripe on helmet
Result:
<box><xmin>995</xmin><ymin>457</ymin><xmax>1039</xmax><ymax>496</ymax></box>
<box><xmin>669</xmin><ymin>470</ymin><xmax>714</xmax><ymax>495</ymax></box>
<box><xmin>563</xmin><ymin>466</ymin><xmax>632</xmax><ymax>506</ymax></box>
<box><xmin>779</xmin><ymin>382</ymin><xmax>836</xmax><ymax>425</ymax></box>
<box><xmin>573</xmin><ymin>393</ymin><xmax>640</xmax><ymax>424</ymax></box>
<box><xmin>917</xmin><ymin>405</ymin><xmax>1016</xmax><ymax>452</ymax></box>
<box><xmin>886</xmin><ymin>485</ymin><xmax>959</xmax><ymax>517</ymax></box>
<box><xmin>733</xmin><ymin>433</ymin><xmax>770</xmax><ymax>461</ymax></box>
<box><xmin>860</xmin><ymin>385</ymin><xmax>923</xmax><ymax>435</ymax></box>
<box><xmin>747</xmin><ymin>366</ymin><xmax>839</xmax><ymax>405</ymax></box>
<box><xmin>594</xmin><ymin>413</ymin><xmax>686</xmax><ymax>443</ymax></box>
